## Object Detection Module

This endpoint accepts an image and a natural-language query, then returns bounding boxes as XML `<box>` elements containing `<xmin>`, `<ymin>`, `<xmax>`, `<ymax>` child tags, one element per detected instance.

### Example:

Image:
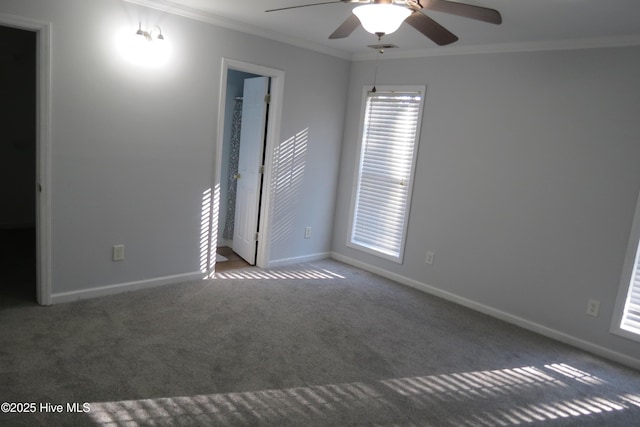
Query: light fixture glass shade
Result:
<box><xmin>116</xmin><ymin>25</ymin><xmax>171</xmax><ymax>68</ymax></box>
<box><xmin>353</xmin><ymin>4</ymin><xmax>411</xmax><ymax>35</ymax></box>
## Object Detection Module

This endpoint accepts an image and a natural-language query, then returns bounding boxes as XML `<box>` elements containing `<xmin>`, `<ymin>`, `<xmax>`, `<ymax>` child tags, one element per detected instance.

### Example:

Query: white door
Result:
<box><xmin>232</xmin><ymin>76</ymin><xmax>269</xmax><ymax>264</ymax></box>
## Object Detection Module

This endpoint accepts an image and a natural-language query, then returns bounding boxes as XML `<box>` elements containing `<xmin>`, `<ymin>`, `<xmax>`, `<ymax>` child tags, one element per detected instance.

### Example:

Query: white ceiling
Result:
<box><xmin>129</xmin><ymin>0</ymin><xmax>640</xmax><ymax>59</ymax></box>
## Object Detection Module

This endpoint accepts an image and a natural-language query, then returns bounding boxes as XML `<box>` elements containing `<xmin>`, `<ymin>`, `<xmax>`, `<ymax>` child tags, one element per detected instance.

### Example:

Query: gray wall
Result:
<box><xmin>332</xmin><ymin>47</ymin><xmax>640</xmax><ymax>364</ymax></box>
<box><xmin>7</xmin><ymin>0</ymin><xmax>638</xmax><ymax>367</ymax></box>
<box><xmin>2</xmin><ymin>0</ymin><xmax>349</xmax><ymax>294</ymax></box>
<box><xmin>0</xmin><ymin>25</ymin><xmax>35</xmax><ymax>229</ymax></box>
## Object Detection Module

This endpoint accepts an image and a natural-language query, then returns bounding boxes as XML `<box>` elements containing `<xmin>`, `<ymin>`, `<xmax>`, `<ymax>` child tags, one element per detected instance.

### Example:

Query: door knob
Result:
<box><xmin>233</xmin><ymin>173</ymin><xmax>241</xmax><ymax>180</ymax></box>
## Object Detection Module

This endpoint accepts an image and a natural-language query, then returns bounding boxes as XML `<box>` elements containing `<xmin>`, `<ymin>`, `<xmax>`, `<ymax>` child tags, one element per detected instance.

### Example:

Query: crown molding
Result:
<box><xmin>123</xmin><ymin>1</ymin><xmax>640</xmax><ymax>63</ymax></box>
<box><xmin>350</xmin><ymin>34</ymin><xmax>640</xmax><ymax>61</ymax></box>
<box><xmin>123</xmin><ymin>0</ymin><xmax>352</xmax><ymax>60</ymax></box>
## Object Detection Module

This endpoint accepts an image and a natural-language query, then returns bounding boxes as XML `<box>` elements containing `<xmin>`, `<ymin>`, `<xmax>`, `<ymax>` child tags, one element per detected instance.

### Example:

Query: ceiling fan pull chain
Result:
<box><xmin>371</xmin><ymin>34</ymin><xmax>384</xmax><ymax>93</ymax></box>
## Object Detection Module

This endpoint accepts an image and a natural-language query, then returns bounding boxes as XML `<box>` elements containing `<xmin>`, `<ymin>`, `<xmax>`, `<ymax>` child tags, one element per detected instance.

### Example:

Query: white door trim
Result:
<box><xmin>0</xmin><ymin>15</ymin><xmax>52</xmax><ymax>305</ymax></box>
<box><xmin>215</xmin><ymin>58</ymin><xmax>285</xmax><ymax>269</ymax></box>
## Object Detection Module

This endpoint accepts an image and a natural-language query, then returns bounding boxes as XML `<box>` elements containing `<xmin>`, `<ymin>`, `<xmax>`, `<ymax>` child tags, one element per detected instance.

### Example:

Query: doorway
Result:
<box><xmin>213</xmin><ymin>59</ymin><xmax>285</xmax><ymax>273</ymax></box>
<box><xmin>0</xmin><ymin>17</ymin><xmax>51</xmax><ymax>306</ymax></box>
<box><xmin>217</xmin><ymin>71</ymin><xmax>264</xmax><ymax>269</ymax></box>
<box><xmin>0</xmin><ymin>25</ymin><xmax>36</xmax><ymax>306</ymax></box>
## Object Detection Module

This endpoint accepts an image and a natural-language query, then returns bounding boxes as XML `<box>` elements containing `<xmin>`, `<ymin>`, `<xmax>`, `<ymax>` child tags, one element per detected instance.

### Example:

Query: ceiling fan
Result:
<box><xmin>266</xmin><ymin>0</ymin><xmax>502</xmax><ymax>46</ymax></box>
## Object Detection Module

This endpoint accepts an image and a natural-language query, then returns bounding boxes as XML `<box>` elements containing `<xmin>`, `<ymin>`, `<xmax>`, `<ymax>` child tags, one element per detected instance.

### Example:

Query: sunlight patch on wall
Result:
<box><xmin>199</xmin><ymin>188</ymin><xmax>212</xmax><ymax>274</ymax></box>
<box><xmin>199</xmin><ymin>185</ymin><xmax>220</xmax><ymax>277</ymax></box>
<box><xmin>270</xmin><ymin>128</ymin><xmax>308</xmax><ymax>260</ymax></box>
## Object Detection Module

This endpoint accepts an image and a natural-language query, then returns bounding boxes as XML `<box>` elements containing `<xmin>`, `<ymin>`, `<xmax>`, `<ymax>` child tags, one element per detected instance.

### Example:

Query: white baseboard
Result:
<box><xmin>50</xmin><ymin>271</ymin><xmax>205</xmax><ymax>304</ymax></box>
<box><xmin>330</xmin><ymin>252</ymin><xmax>640</xmax><ymax>371</ymax></box>
<box><xmin>268</xmin><ymin>252</ymin><xmax>331</xmax><ymax>268</ymax></box>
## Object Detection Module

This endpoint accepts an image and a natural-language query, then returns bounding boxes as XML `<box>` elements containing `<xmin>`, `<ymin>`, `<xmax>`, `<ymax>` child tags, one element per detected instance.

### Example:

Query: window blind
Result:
<box><xmin>622</xmin><ymin>252</ymin><xmax>640</xmax><ymax>334</ymax></box>
<box><xmin>351</xmin><ymin>91</ymin><xmax>422</xmax><ymax>259</ymax></box>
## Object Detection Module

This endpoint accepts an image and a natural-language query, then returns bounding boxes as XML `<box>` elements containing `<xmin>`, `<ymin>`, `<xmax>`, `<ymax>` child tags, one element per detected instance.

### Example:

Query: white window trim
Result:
<box><xmin>346</xmin><ymin>85</ymin><xmax>426</xmax><ymax>264</ymax></box>
<box><xmin>611</xmin><ymin>191</ymin><xmax>640</xmax><ymax>343</ymax></box>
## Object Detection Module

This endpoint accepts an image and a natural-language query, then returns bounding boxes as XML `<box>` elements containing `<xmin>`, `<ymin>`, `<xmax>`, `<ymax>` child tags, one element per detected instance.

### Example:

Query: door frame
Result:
<box><xmin>0</xmin><ymin>15</ymin><xmax>52</xmax><ymax>305</ymax></box>
<box><xmin>215</xmin><ymin>58</ymin><xmax>284</xmax><ymax>269</ymax></box>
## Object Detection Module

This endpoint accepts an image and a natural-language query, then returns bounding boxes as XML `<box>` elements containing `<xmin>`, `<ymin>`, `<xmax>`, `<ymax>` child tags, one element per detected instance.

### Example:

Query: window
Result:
<box><xmin>348</xmin><ymin>86</ymin><xmax>425</xmax><ymax>263</ymax></box>
<box><xmin>612</xmin><ymin>192</ymin><xmax>640</xmax><ymax>342</ymax></box>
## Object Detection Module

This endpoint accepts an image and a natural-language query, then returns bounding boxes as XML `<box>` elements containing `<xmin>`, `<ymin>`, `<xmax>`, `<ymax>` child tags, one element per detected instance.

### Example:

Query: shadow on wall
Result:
<box><xmin>269</xmin><ymin>128</ymin><xmax>309</xmax><ymax>260</ymax></box>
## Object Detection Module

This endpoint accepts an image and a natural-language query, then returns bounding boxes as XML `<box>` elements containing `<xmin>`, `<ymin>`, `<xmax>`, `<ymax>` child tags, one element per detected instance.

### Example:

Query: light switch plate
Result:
<box><xmin>426</xmin><ymin>251</ymin><xmax>434</xmax><ymax>265</ymax></box>
<box><xmin>586</xmin><ymin>298</ymin><xmax>600</xmax><ymax>317</ymax></box>
<box><xmin>113</xmin><ymin>245</ymin><xmax>125</xmax><ymax>261</ymax></box>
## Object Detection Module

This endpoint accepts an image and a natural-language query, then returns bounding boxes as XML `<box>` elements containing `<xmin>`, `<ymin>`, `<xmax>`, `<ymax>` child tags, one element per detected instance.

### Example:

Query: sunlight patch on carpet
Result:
<box><xmin>87</xmin><ymin>364</ymin><xmax>639</xmax><ymax>426</ymax></box>
<box><xmin>215</xmin><ymin>267</ymin><xmax>345</xmax><ymax>280</ymax></box>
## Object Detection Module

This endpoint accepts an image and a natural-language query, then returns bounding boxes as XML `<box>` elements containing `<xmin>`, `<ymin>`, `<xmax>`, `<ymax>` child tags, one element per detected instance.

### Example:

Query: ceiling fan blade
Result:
<box><xmin>405</xmin><ymin>11</ymin><xmax>458</xmax><ymax>46</ymax></box>
<box><xmin>266</xmin><ymin>0</ymin><xmax>361</xmax><ymax>13</ymax></box>
<box><xmin>329</xmin><ymin>14</ymin><xmax>361</xmax><ymax>39</ymax></box>
<box><xmin>421</xmin><ymin>0</ymin><xmax>502</xmax><ymax>25</ymax></box>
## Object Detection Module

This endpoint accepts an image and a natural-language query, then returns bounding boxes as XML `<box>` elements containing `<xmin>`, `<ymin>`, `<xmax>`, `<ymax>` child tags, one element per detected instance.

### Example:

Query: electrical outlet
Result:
<box><xmin>113</xmin><ymin>245</ymin><xmax>125</xmax><ymax>261</ymax></box>
<box><xmin>586</xmin><ymin>298</ymin><xmax>600</xmax><ymax>317</ymax></box>
<box><xmin>425</xmin><ymin>251</ymin><xmax>434</xmax><ymax>265</ymax></box>
<box><xmin>304</xmin><ymin>227</ymin><xmax>312</xmax><ymax>239</ymax></box>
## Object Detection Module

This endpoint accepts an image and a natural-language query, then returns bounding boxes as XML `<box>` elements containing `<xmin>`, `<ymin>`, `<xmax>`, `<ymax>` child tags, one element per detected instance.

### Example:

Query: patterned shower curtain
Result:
<box><xmin>223</xmin><ymin>98</ymin><xmax>243</xmax><ymax>240</ymax></box>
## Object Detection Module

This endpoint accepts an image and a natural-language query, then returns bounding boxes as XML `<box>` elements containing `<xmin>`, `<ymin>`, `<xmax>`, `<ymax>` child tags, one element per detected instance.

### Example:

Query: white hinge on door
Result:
<box><xmin>255</xmin><ymin>232</ymin><xmax>259</xmax><ymax>241</ymax></box>
<box><xmin>259</xmin><ymin>165</ymin><xmax>265</xmax><ymax>174</ymax></box>
<box><xmin>264</xmin><ymin>94</ymin><xmax>271</xmax><ymax>104</ymax></box>
<box><xmin>38</xmin><ymin>183</ymin><xmax>42</xmax><ymax>193</ymax></box>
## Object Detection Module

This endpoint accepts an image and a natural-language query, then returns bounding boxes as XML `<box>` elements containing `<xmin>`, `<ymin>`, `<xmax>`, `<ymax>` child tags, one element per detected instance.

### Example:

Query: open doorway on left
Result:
<box><xmin>0</xmin><ymin>25</ymin><xmax>37</xmax><ymax>306</ymax></box>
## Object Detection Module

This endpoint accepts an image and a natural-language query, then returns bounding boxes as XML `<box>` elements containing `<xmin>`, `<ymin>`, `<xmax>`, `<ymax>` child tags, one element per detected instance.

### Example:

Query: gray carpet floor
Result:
<box><xmin>1</xmin><ymin>259</ymin><xmax>639</xmax><ymax>426</ymax></box>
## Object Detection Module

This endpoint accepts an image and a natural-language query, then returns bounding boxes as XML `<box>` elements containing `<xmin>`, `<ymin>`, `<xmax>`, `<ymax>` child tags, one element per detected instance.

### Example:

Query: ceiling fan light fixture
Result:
<box><xmin>353</xmin><ymin>4</ymin><xmax>411</xmax><ymax>36</ymax></box>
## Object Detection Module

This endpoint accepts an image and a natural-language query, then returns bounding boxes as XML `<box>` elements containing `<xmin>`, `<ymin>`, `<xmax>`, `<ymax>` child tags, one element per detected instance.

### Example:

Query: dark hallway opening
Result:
<box><xmin>0</xmin><ymin>25</ymin><xmax>37</xmax><ymax>306</ymax></box>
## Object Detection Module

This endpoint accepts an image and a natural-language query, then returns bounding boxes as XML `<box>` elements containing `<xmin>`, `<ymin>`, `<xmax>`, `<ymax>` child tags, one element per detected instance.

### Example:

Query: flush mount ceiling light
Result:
<box><xmin>353</xmin><ymin>3</ymin><xmax>411</xmax><ymax>36</ymax></box>
<box><xmin>136</xmin><ymin>22</ymin><xmax>165</xmax><ymax>41</ymax></box>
